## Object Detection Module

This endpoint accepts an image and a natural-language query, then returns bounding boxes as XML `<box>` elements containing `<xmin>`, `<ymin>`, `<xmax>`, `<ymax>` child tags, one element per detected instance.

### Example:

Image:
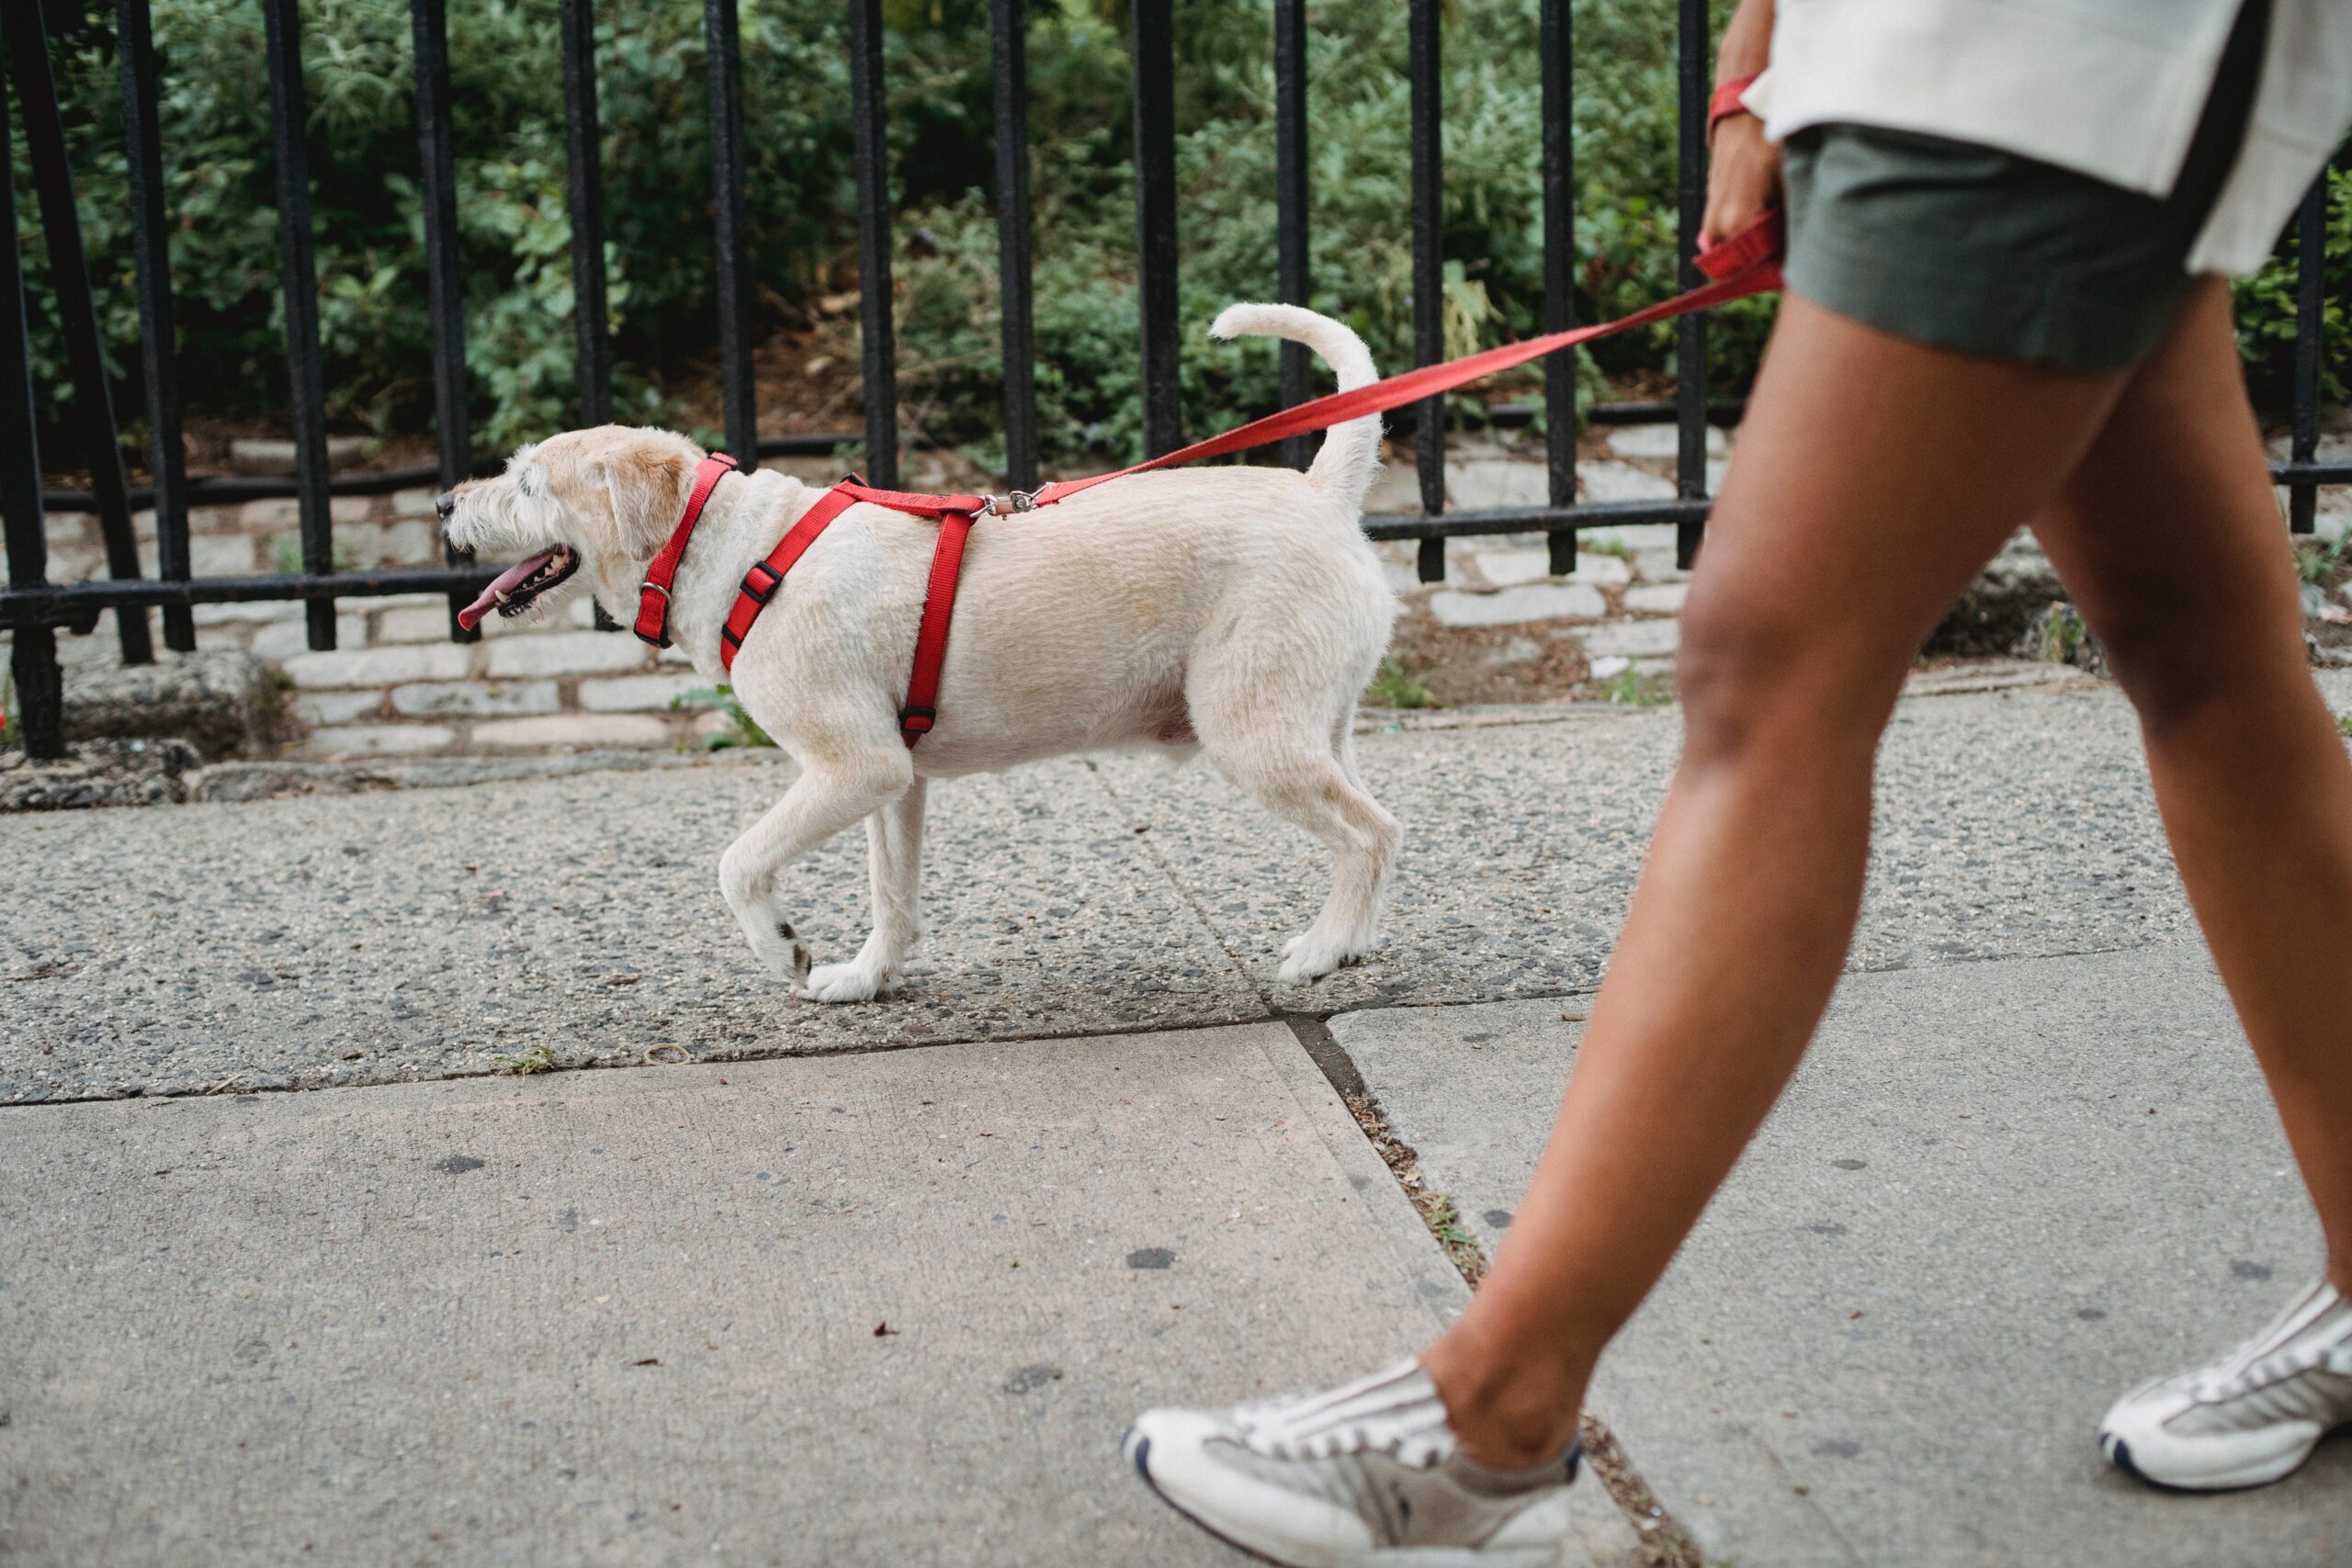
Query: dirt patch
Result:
<box><xmin>1385</xmin><ymin>601</ymin><xmax>1597</xmax><ymax>706</ymax></box>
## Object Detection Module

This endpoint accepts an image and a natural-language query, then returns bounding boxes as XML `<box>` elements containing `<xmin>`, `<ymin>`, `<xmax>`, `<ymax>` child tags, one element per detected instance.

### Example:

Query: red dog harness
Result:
<box><xmin>633</xmin><ymin>209</ymin><xmax>1785</xmax><ymax>750</ymax></box>
<box><xmin>634</xmin><ymin>465</ymin><xmax>990</xmax><ymax>749</ymax></box>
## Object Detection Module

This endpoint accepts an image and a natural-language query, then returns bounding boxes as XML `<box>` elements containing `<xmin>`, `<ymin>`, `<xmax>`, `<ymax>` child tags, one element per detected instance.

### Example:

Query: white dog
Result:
<box><xmin>439</xmin><ymin>304</ymin><xmax>1399</xmax><ymax>1002</ymax></box>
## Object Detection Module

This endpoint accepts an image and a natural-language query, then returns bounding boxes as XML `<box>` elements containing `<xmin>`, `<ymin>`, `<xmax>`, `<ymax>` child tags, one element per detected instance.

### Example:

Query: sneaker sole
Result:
<box><xmin>1124</xmin><ymin>1427</ymin><xmax>1570</xmax><ymax>1568</ymax></box>
<box><xmin>2103</xmin><ymin>1429</ymin><xmax>2324</xmax><ymax>1493</ymax></box>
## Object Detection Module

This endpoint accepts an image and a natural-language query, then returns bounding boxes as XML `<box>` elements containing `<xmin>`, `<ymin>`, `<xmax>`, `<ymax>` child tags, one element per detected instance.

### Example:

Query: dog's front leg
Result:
<box><xmin>719</xmin><ymin>755</ymin><xmax>910</xmax><ymax>991</ymax></box>
<box><xmin>797</xmin><ymin>776</ymin><xmax>927</xmax><ymax>1003</ymax></box>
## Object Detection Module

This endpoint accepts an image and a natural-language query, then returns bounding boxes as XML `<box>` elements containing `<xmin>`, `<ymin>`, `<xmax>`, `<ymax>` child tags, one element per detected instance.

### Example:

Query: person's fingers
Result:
<box><xmin>1702</xmin><ymin>120</ymin><xmax>1781</xmax><ymax>246</ymax></box>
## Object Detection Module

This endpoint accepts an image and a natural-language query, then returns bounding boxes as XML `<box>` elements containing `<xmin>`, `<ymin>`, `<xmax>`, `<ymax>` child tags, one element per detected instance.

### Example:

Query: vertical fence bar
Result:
<box><xmin>706</xmin><ymin>0</ymin><xmax>757</xmax><ymax>468</ymax></box>
<box><xmin>2288</xmin><ymin>173</ymin><xmax>2324</xmax><ymax>536</ymax></box>
<box><xmin>561</xmin><ymin>0</ymin><xmax>612</xmax><ymax>428</ymax></box>
<box><xmin>990</xmin><ymin>0</ymin><xmax>1038</xmax><ymax>491</ymax></box>
<box><xmin>412</xmin><ymin>0</ymin><xmax>478</xmax><ymax>641</ymax></box>
<box><xmin>117</xmin><ymin>0</ymin><xmax>191</xmax><ymax>653</ymax></box>
<box><xmin>1408</xmin><ymin>0</ymin><xmax>1444</xmax><ymax>582</ymax></box>
<box><xmin>1273</xmin><ymin>0</ymin><xmax>1311</xmax><ymax>473</ymax></box>
<box><xmin>848</xmin><ymin>0</ymin><xmax>899</xmax><ymax>487</ymax></box>
<box><xmin>6</xmin><ymin>1</ymin><xmax>153</xmax><ymax>665</ymax></box>
<box><xmin>1672</xmin><ymin>0</ymin><xmax>1708</xmax><ymax>570</ymax></box>
<box><xmin>1131</xmin><ymin>0</ymin><xmax>1182</xmax><ymax>457</ymax></box>
<box><xmin>2</xmin><ymin>68</ymin><xmax>64</xmax><ymax>757</ymax></box>
<box><xmin>1539</xmin><ymin>0</ymin><xmax>1577</xmax><ymax>575</ymax></box>
<box><xmin>261</xmin><ymin>0</ymin><xmax>336</xmax><ymax>650</ymax></box>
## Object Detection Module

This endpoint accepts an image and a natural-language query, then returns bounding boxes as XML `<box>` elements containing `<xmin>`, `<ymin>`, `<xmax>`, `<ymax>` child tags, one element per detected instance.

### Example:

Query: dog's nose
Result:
<box><xmin>435</xmin><ymin>490</ymin><xmax>457</xmax><ymax>523</ymax></box>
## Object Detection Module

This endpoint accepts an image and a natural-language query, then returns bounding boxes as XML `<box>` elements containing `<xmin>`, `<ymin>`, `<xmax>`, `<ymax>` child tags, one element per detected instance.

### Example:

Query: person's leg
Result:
<box><xmin>1419</xmin><ymin>292</ymin><xmax>2134</xmax><ymax>1468</ymax></box>
<box><xmin>2027</xmin><ymin>279</ymin><xmax>2352</xmax><ymax>1291</ymax></box>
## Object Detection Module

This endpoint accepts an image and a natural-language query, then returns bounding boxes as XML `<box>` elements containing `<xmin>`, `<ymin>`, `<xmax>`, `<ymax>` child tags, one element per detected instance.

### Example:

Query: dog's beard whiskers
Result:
<box><xmin>449</xmin><ymin>485</ymin><xmax>574</xmax><ymax>560</ymax></box>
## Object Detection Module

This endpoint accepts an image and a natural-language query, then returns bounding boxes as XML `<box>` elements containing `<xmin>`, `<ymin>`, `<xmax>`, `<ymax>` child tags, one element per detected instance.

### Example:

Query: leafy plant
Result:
<box><xmin>1599</xmin><ymin>664</ymin><xmax>1671</xmax><ymax>706</ymax></box>
<box><xmin>672</xmin><ymin>683</ymin><xmax>772</xmax><ymax>750</ymax></box>
<box><xmin>1364</xmin><ymin>656</ymin><xmax>1436</xmax><ymax>710</ymax></box>
<box><xmin>492</xmin><ymin>1042</ymin><xmax>555</xmax><ymax>1075</ymax></box>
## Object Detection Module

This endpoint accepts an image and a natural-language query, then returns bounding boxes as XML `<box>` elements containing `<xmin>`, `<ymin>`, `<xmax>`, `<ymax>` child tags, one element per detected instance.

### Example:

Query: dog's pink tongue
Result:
<box><xmin>456</xmin><ymin>547</ymin><xmax>563</xmax><ymax>631</ymax></box>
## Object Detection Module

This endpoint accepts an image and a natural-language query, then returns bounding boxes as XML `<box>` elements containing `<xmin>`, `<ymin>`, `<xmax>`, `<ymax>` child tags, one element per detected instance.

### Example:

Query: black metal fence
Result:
<box><xmin>3</xmin><ymin>0</ymin><xmax>2346</xmax><ymax>762</ymax></box>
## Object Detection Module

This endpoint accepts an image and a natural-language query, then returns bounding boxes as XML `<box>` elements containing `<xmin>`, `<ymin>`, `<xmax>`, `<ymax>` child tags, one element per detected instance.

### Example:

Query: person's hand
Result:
<box><xmin>1702</xmin><ymin>112</ymin><xmax>1781</xmax><ymax>248</ymax></box>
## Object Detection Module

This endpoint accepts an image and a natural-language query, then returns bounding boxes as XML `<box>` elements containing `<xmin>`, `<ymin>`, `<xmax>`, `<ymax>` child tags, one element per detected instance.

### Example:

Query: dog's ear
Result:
<box><xmin>599</xmin><ymin>443</ymin><xmax>693</xmax><ymax>559</ymax></box>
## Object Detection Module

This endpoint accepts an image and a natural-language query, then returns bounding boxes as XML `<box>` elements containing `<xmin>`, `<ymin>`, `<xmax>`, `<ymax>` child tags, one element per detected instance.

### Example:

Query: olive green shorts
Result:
<box><xmin>1779</xmin><ymin>0</ymin><xmax>2268</xmax><ymax>370</ymax></box>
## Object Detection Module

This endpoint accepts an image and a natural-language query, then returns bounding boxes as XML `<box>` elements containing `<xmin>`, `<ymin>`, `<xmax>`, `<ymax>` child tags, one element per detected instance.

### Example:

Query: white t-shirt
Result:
<box><xmin>1746</xmin><ymin>0</ymin><xmax>2352</xmax><ymax>274</ymax></box>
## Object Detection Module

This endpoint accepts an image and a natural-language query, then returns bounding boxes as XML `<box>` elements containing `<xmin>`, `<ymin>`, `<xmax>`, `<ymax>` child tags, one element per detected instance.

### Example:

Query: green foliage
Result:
<box><xmin>18</xmin><ymin>0</ymin><xmax>2336</xmax><ymax>480</ymax></box>
<box><xmin>2030</xmin><ymin>602</ymin><xmax>2093</xmax><ymax>665</ymax></box>
<box><xmin>2295</xmin><ymin>532</ymin><xmax>2349</xmax><ymax>588</ymax></box>
<box><xmin>673</xmin><ymin>682</ymin><xmax>772</xmax><ymax>750</ymax></box>
<box><xmin>492</xmin><ymin>1042</ymin><xmax>556</xmax><ymax>1074</ymax></box>
<box><xmin>1363</xmin><ymin>655</ymin><xmax>1435</xmax><ymax>710</ymax></box>
<box><xmin>1598</xmin><ymin>664</ymin><xmax>1670</xmax><ymax>705</ymax></box>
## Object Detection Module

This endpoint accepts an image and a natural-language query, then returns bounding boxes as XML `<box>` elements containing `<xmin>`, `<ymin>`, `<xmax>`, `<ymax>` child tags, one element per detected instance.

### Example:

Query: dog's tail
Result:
<box><xmin>1208</xmin><ymin>303</ymin><xmax>1381</xmax><ymax>512</ymax></box>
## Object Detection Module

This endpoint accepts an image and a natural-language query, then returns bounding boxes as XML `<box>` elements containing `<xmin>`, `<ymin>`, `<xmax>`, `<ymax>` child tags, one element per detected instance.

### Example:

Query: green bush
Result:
<box><xmin>10</xmin><ymin>0</ymin><xmax>2339</xmax><ymax>479</ymax></box>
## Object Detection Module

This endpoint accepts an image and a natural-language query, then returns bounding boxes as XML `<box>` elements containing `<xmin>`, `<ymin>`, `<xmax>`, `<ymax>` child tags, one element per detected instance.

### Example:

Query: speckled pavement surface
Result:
<box><xmin>10</xmin><ymin>667</ymin><xmax>2352</xmax><ymax>1568</ymax></box>
<box><xmin>0</xmin><ymin>1024</ymin><xmax>1650</xmax><ymax>1568</ymax></box>
<box><xmin>1335</xmin><ymin>950</ymin><xmax>2352</xmax><ymax>1568</ymax></box>
<box><xmin>10</xmin><ymin>671</ymin><xmax>2334</xmax><ymax>1103</ymax></box>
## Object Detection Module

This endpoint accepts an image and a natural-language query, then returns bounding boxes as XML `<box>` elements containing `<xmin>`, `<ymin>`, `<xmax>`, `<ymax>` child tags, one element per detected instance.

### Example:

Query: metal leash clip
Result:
<box><xmin>984</xmin><ymin>490</ymin><xmax>1040</xmax><ymax>516</ymax></box>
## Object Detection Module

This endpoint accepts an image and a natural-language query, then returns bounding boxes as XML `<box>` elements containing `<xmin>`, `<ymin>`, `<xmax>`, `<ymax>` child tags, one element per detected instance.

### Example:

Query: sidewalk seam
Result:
<box><xmin>1082</xmin><ymin>758</ymin><xmax>1276</xmax><ymax>1013</ymax></box>
<box><xmin>1282</xmin><ymin>1013</ymin><xmax>1704</xmax><ymax>1568</ymax></box>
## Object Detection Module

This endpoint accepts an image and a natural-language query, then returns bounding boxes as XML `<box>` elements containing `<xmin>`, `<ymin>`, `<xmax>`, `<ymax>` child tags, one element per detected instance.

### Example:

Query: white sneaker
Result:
<box><xmin>2099</xmin><ymin>1278</ymin><xmax>2352</xmax><ymax>1490</ymax></box>
<box><xmin>1124</xmin><ymin>1359</ymin><xmax>1580</xmax><ymax>1567</ymax></box>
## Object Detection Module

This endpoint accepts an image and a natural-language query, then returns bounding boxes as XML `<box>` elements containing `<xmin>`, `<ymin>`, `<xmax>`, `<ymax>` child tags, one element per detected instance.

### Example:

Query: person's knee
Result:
<box><xmin>1675</xmin><ymin>586</ymin><xmax>1899</xmax><ymax>766</ymax></box>
<box><xmin>2093</xmin><ymin>594</ymin><xmax>2301</xmax><ymax>738</ymax></box>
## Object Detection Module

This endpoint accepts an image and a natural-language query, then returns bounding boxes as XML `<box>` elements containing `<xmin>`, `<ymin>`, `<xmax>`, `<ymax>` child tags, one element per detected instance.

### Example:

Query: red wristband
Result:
<box><xmin>1708</xmin><ymin>73</ymin><xmax>1759</xmax><ymax>144</ymax></box>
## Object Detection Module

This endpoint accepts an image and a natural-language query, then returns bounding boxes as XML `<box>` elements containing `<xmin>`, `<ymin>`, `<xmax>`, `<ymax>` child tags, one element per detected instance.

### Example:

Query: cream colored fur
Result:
<box><xmin>443</xmin><ymin>304</ymin><xmax>1400</xmax><ymax>1002</ymax></box>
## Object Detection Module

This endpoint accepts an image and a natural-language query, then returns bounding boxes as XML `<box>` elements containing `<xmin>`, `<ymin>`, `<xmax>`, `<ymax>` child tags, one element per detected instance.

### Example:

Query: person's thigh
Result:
<box><xmin>1678</xmin><ymin>291</ymin><xmax>2132</xmax><ymax>737</ymax></box>
<box><xmin>2027</xmin><ymin>278</ymin><xmax>2308</xmax><ymax>710</ymax></box>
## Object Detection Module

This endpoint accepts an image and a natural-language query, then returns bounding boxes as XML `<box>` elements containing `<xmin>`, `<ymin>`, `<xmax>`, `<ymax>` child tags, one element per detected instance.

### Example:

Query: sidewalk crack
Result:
<box><xmin>1283</xmin><ymin>1012</ymin><xmax>1704</xmax><ymax>1568</ymax></box>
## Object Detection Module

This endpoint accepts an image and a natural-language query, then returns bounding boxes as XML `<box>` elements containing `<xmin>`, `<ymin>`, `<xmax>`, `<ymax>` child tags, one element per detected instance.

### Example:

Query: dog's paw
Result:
<box><xmin>794</xmin><ymin>961</ymin><xmax>895</xmax><ymax>1004</ymax></box>
<box><xmin>1276</xmin><ymin>930</ymin><xmax>1361</xmax><ymax>985</ymax></box>
<box><xmin>748</xmin><ymin>920</ymin><xmax>814</xmax><ymax>986</ymax></box>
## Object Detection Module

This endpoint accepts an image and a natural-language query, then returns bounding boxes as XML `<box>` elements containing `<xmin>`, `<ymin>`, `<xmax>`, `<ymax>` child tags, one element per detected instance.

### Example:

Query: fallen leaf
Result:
<box><xmin>873</xmin><ymin>1322</ymin><xmax>898</xmax><ymax>1337</ymax></box>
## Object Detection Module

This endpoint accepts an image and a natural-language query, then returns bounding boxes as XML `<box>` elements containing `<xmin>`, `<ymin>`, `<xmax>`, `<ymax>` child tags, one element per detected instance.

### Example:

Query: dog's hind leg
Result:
<box><xmin>1203</xmin><ymin>720</ymin><xmax>1399</xmax><ymax>985</ymax></box>
<box><xmin>718</xmin><ymin>750</ymin><xmax>912</xmax><ymax>993</ymax></box>
<box><xmin>797</xmin><ymin>776</ymin><xmax>927</xmax><ymax>1003</ymax></box>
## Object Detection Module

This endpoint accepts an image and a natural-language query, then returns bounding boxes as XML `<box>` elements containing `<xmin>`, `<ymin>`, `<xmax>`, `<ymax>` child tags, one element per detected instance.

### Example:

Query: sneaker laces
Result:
<box><xmin>1233</xmin><ymin>1359</ymin><xmax>1454</xmax><ymax>1471</ymax></box>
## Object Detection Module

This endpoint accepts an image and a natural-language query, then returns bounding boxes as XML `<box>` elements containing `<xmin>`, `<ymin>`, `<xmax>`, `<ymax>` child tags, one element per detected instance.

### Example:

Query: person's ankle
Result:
<box><xmin>1419</xmin><ymin>1336</ymin><xmax>1589</xmax><ymax>1472</ymax></box>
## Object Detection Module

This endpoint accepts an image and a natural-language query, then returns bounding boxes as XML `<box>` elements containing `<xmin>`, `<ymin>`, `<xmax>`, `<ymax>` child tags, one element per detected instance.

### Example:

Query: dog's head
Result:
<box><xmin>439</xmin><ymin>425</ymin><xmax>704</xmax><ymax>630</ymax></box>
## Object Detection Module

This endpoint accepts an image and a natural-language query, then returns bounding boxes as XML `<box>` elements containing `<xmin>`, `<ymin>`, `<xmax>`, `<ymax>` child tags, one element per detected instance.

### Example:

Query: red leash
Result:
<box><xmin>638</xmin><ymin>209</ymin><xmax>1784</xmax><ymax>749</ymax></box>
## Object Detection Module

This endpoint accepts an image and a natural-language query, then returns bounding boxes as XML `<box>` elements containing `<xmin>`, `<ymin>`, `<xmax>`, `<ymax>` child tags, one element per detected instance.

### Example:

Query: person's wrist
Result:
<box><xmin>1707</xmin><ymin>72</ymin><xmax>1760</xmax><ymax>147</ymax></box>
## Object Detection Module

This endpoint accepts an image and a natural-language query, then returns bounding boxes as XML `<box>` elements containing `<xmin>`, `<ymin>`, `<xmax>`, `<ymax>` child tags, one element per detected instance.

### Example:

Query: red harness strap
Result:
<box><xmin>714</xmin><ymin>480</ymin><xmax>979</xmax><ymax>750</ymax></box>
<box><xmin>634</xmin><ymin>452</ymin><xmax>739</xmax><ymax>647</ymax></box>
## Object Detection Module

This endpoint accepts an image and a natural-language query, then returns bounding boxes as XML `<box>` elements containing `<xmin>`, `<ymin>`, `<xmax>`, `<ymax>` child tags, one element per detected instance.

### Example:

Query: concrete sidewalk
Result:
<box><xmin>0</xmin><ymin>668</ymin><xmax>2235</xmax><ymax>1101</ymax></box>
<box><xmin>9</xmin><ymin>671</ymin><xmax>2352</xmax><ymax>1566</ymax></box>
<box><xmin>1336</xmin><ymin>945</ymin><xmax>2352</xmax><ymax>1567</ymax></box>
<box><xmin>0</xmin><ymin>1023</ymin><xmax>1637</xmax><ymax>1568</ymax></box>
